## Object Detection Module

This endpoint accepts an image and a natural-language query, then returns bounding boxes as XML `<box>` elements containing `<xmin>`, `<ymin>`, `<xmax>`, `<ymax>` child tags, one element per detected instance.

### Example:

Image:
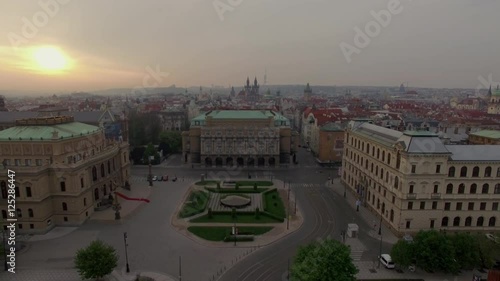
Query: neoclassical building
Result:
<box><xmin>0</xmin><ymin>116</ymin><xmax>130</xmax><ymax>234</ymax></box>
<box><xmin>342</xmin><ymin>120</ymin><xmax>499</xmax><ymax>236</ymax></box>
<box><xmin>182</xmin><ymin>110</ymin><xmax>299</xmax><ymax>167</ymax></box>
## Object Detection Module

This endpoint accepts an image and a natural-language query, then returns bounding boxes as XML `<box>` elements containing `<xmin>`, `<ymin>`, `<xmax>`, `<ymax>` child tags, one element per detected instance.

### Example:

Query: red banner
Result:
<box><xmin>115</xmin><ymin>192</ymin><xmax>150</xmax><ymax>203</ymax></box>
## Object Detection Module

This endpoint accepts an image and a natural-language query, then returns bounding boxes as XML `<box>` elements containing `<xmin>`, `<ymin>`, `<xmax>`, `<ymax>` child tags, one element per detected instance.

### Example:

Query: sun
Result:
<box><xmin>32</xmin><ymin>46</ymin><xmax>70</xmax><ymax>73</ymax></box>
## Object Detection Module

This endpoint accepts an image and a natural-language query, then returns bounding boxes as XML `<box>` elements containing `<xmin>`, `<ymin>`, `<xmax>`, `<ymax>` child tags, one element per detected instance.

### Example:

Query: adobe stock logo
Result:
<box><xmin>475</xmin><ymin>73</ymin><xmax>499</xmax><ymax>95</ymax></box>
<box><xmin>131</xmin><ymin>65</ymin><xmax>170</xmax><ymax>95</ymax></box>
<box><xmin>340</xmin><ymin>0</ymin><xmax>411</xmax><ymax>63</ymax></box>
<box><xmin>7</xmin><ymin>0</ymin><xmax>72</xmax><ymax>52</ymax></box>
<box><xmin>213</xmin><ymin>0</ymin><xmax>243</xmax><ymax>21</ymax></box>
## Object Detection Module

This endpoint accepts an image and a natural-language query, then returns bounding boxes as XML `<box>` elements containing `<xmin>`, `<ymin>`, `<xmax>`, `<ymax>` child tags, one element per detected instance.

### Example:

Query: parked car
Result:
<box><xmin>163</xmin><ymin>175</ymin><xmax>169</xmax><ymax>181</ymax></box>
<box><xmin>152</xmin><ymin>176</ymin><xmax>157</xmax><ymax>181</ymax></box>
<box><xmin>157</xmin><ymin>175</ymin><xmax>163</xmax><ymax>181</ymax></box>
<box><xmin>379</xmin><ymin>254</ymin><xmax>395</xmax><ymax>269</ymax></box>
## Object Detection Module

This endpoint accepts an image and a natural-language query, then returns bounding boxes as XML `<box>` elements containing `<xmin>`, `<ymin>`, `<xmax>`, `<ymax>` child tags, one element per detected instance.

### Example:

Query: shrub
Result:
<box><xmin>255</xmin><ymin>207</ymin><xmax>260</xmax><ymax>219</ymax></box>
<box><xmin>232</xmin><ymin>208</ymin><xmax>236</xmax><ymax>219</ymax></box>
<box><xmin>272</xmin><ymin>195</ymin><xmax>276</xmax><ymax>199</ymax></box>
<box><xmin>217</xmin><ymin>182</ymin><xmax>221</xmax><ymax>189</ymax></box>
<box><xmin>254</xmin><ymin>183</ymin><xmax>257</xmax><ymax>190</ymax></box>
<box><xmin>208</xmin><ymin>207</ymin><xmax>213</xmax><ymax>219</ymax></box>
<box><xmin>235</xmin><ymin>183</ymin><xmax>239</xmax><ymax>190</ymax></box>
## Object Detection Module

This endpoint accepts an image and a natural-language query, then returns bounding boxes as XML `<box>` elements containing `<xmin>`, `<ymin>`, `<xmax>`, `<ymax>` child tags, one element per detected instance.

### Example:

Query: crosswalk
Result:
<box><xmin>351</xmin><ymin>249</ymin><xmax>364</xmax><ymax>261</ymax></box>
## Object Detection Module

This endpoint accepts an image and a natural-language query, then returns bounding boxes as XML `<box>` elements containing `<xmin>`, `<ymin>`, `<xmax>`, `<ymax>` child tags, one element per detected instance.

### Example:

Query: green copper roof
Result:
<box><xmin>403</xmin><ymin>130</ymin><xmax>438</xmax><ymax>137</ymax></box>
<box><xmin>470</xmin><ymin>130</ymin><xmax>500</xmax><ymax>139</ymax></box>
<box><xmin>0</xmin><ymin>122</ymin><xmax>101</xmax><ymax>141</ymax></box>
<box><xmin>191</xmin><ymin>110</ymin><xmax>289</xmax><ymax>126</ymax></box>
<box><xmin>320</xmin><ymin>123</ymin><xmax>344</xmax><ymax>132</ymax></box>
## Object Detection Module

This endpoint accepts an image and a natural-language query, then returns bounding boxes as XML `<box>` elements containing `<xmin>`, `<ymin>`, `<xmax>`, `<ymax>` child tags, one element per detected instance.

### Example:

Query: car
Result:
<box><xmin>158</xmin><ymin>175</ymin><xmax>163</xmax><ymax>181</ymax></box>
<box><xmin>403</xmin><ymin>234</ymin><xmax>414</xmax><ymax>243</ymax></box>
<box><xmin>163</xmin><ymin>175</ymin><xmax>169</xmax><ymax>181</ymax></box>
<box><xmin>152</xmin><ymin>176</ymin><xmax>157</xmax><ymax>181</ymax></box>
<box><xmin>486</xmin><ymin>233</ymin><xmax>499</xmax><ymax>244</ymax></box>
<box><xmin>379</xmin><ymin>254</ymin><xmax>395</xmax><ymax>269</ymax></box>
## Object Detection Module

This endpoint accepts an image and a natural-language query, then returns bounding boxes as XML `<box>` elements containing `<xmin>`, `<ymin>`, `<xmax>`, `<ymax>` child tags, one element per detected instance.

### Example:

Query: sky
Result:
<box><xmin>0</xmin><ymin>0</ymin><xmax>499</xmax><ymax>93</ymax></box>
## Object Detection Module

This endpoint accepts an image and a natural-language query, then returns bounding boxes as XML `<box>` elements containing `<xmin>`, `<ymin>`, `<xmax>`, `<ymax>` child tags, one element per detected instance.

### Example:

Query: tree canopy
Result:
<box><xmin>159</xmin><ymin>131</ymin><xmax>182</xmax><ymax>153</ymax></box>
<box><xmin>291</xmin><ymin>238</ymin><xmax>358</xmax><ymax>281</ymax></box>
<box><xmin>74</xmin><ymin>240</ymin><xmax>118</xmax><ymax>280</ymax></box>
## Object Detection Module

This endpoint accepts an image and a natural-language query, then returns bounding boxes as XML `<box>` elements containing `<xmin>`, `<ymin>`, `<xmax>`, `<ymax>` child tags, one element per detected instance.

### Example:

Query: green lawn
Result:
<box><xmin>195</xmin><ymin>180</ymin><xmax>219</xmax><ymax>186</ymax></box>
<box><xmin>263</xmin><ymin>190</ymin><xmax>286</xmax><ymax>218</ymax></box>
<box><xmin>178</xmin><ymin>191</ymin><xmax>210</xmax><ymax>218</ymax></box>
<box><xmin>190</xmin><ymin>212</ymin><xmax>282</xmax><ymax>223</ymax></box>
<box><xmin>205</xmin><ymin>187</ymin><xmax>268</xmax><ymax>193</ymax></box>
<box><xmin>236</xmin><ymin>181</ymin><xmax>273</xmax><ymax>186</ymax></box>
<box><xmin>187</xmin><ymin>226</ymin><xmax>273</xmax><ymax>241</ymax></box>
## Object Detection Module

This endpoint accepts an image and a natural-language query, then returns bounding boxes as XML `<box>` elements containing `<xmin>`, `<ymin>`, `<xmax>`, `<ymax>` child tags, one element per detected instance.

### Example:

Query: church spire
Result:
<box><xmin>488</xmin><ymin>85</ymin><xmax>492</xmax><ymax>97</ymax></box>
<box><xmin>246</xmin><ymin>77</ymin><xmax>250</xmax><ymax>86</ymax></box>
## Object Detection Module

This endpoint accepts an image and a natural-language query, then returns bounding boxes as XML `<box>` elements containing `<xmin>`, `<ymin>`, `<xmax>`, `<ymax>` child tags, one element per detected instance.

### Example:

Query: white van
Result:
<box><xmin>380</xmin><ymin>254</ymin><xmax>395</xmax><ymax>269</ymax></box>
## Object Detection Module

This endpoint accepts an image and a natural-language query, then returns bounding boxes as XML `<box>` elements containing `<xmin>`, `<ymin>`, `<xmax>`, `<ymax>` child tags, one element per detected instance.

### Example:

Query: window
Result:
<box><xmin>448</xmin><ymin>166</ymin><xmax>455</xmax><ymax>177</ymax></box>
<box><xmin>493</xmin><ymin>202</ymin><xmax>498</xmax><ymax>211</ymax></box>
<box><xmin>436</xmin><ymin>165</ymin><xmax>441</xmax><ymax>173</ymax></box>
<box><xmin>477</xmin><ymin>217</ymin><xmax>484</xmax><ymax>227</ymax></box>
<box><xmin>26</xmin><ymin>186</ymin><xmax>32</xmax><ymax>197</ymax></box>
<box><xmin>484</xmin><ymin>166</ymin><xmax>492</xmax><ymax>177</ymax></box>
<box><xmin>1</xmin><ymin>181</ymin><xmax>7</xmax><ymax>199</ymax></box>
<box><xmin>15</xmin><ymin>159</ymin><xmax>20</xmax><ymax>166</ymax></box>
<box><xmin>430</xmin><ymin>219</ymin><xmax>435</xmax><ymax>229</ymax></box>
<box><xmin>460</xmin><ymin>166</ymin><xmax>467</xmax><ymax>177</ymax></box>
<box><xmin>453</xmin><ymin>217</ymin><xmax>460</xmax><ymax>226</ymax></box>
<box><xmin>25</xmin><ymin>159</ymin><xmax>31</xmax><ymax>166</ymax></box>
<box><xmin>470</xmin><ymin>184</ymin><xmax>477</xmax><ymax>194</ymax></box>
<box><xmin>456</xmin><ymin>202</ymin><xmax>462</xmax><ymax>210</ymax></box>
<box><xmin>84</xmin><ymin>198</ymin><xmax>87</xmax><ymax>206</ymax></box>
<box><xmin>388</xmin><ymin>153</ymin><xmax>391</xmax><ymax>165</ymax></box>
<box><xmin>432</xmin><ymin>201</ymin><xmax>437</xmax><ymax>210</ymax></box>
<box><xmin>472</xmin><ymin>166</ymin><xmax>479</xmax><ymax>177</ymax></box>
<box><xmin>441</xmin><ymin>217</ymin><xmax>449</xmax><ymax>227</ymax></box>
<box><xmin>15</xmin><ymin>186</ymin><xmax>19</xmax><ymax>197</ymax></box>
<box><xmin>108</xmin><ymin>161</ymin><xmax>111</xmax><ymax>174</ymax></box>
<box><xmin>36</xmin><ymin>159</ymin><xmax>42</xmax><ymax>166</ymax></box>
<box><xmin>482</xmin><ymin>184</ymin><xmax>489</xmax><ymax>194</ymax></box>
<box><xmin>468</xmin><ymin>202</ymin><xmax>474</xmax><ymax>210</ymax></box>
<box><xmin>446</xmin><ymin>184</ymin><xmax>453</xmax><ymax>194</ymax></box>
<box><xmin>381</xmin><ymin>168</ymin><xmax>384</xmax><ymax>180</ymax></box>
<box><xmin>497</xmin><ymin>167</ymin><xmax>500</xmax><ymax>177</ymax></box>
<box><xmin>100</xmin><ymin>164</ymin><xmax>105</xmax><ymax>177</ymax></box>
<box><xmin>17</xmin><ymin>208</ymin><xmax>22</xmax><ymax>218</ymax></box>
<box><xmin>405</xmin><ymin>220</ymin><xmax>411</xmax><ymax>229</ymax></box>
<box><xmin>408</xmin><ymin>202</ymin><xmax>413</xmax><ymax>210</ymax></box>
<box><xmin>30</xmin><ymin>224</ymin><xmax>34</xmax><ymax>229</ymax></box>
<box><xmin>92</xmin><ymin>166</ymin><xmax>97</xmax><ymax>181</ymax></box>
<box><xmin>465</xmin><ymin>217</ymin><xmax>472</xmax><ymax>227</ymax></box>
<box><xmin>28</xmin><ymin>208</ymin><xmax>33</xmax><ymax>217</ymax></box>
<box><xmin>409</xmin><ymin>185</ymin><xmax>414</xmax><ymax>194</ymax></box>
<box><xmin>64</xmin><ymin>217</ymin><xmax>68</xmax><ymax>222</ymax></box>
<box><xmin>394</xmin><ymin>177</ymin><xmax>399</xmax><ymax>189</ymax></box>
<box><xmin>458</xmin><ymin>184</ymin><xmax>465</xmax><ymax>194</ymax></box>
<box><xmin>489</xmin><ymin>217</ymin><xmax>496</xmax><ymax>227</ymax></box>
<box><xmin>18</xmin><ymin>224</ymin><xmax>22</xmax><ymax>229</ymax></box>
<box><xmin>382</xmin><ymin>151</ymin><xmax>385</xmax><ymax>162</ymax></box>
<box><xmin>392</xmin><ymin>196</ymin><xmax>395</xmax><ymax>204</ymax></box>
<box><xmin>420</xmin><ymin>202</ymin><xmax>425</xmax><ymax>210</ymax></box>
<box><xmin>62</xmin><ymin>202</ymin><xmax>67</xmax><ymax>211</ymax></box>
<box><xmin>495</xmin><ymin>184</ymin><xmax>500</xmax><ymax>194</ymax></box>
<box><xmin>80</xmin><ymin>178</ymin><xmax>84</xmax><ymax>188</ymax></box>
<box><xmin>60</xmin><ymin>182</ymin><xmax>66</xmax><ymax>192</ymax></box>
<box><xmin>411</xmin><ymin>165</ymin><xmax>416</xmax><ymax>174</ymax></box>
<box><xmin>480</xmin><ymin>202</ymin><xmax>486</xmax><ymax>210</ymax></box>
<box><xmin>445</xmin><ymin>202</ymin><xmax>451</xmax><ymax>210</ymax></box>
<box><xmin>433</xmin><ymin>185</ymin><xmax>438</xmax><ymax>193</ymax></box>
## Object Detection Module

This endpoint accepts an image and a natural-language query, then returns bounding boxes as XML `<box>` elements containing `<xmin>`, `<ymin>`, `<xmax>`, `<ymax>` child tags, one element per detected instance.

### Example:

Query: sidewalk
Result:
<box><xmin>326</xmin><ymin>178</ymin><xmax>399</xmax><ymax>244</ymax></box>
<box><xmin>90</xmin><ymin>185</ymin><xmax>151</xmax><ymax>222</ymax></box>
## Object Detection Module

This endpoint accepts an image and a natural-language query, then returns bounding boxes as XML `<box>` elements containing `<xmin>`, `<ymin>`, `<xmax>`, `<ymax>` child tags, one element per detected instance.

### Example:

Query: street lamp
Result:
<box><xmin>287</xmin><ymin>182</ymin><xmax>290</xmax><ymax>230</ymax></box>
<box><xmin>123</xmin><ymin>232</ymin><xmax>130</xmax><ymax>273</ymax></box>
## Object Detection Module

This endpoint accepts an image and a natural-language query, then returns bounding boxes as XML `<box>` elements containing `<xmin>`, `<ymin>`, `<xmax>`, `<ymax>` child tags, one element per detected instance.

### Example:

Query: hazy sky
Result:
<box><xmin>1</xmin><ymin>0</ymin><xmax>499</xmax><ymax>93</ymax></box>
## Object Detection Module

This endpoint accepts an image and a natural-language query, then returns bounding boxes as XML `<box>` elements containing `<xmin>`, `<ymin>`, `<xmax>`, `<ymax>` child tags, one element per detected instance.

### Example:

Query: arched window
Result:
<box><xmin>441</xmin><ymin>217</ymin><xmax>449</xmax><ymax>227</ymax></box>
<box><xmin>377</xmin><ymin>148</ymin><xmax>380</xmax><ymax>159</ymax></box>
<box><xmin>390</xmin><ymin>209</ymin><xmax>394</xmax><ymax>222</ymax></box>
<box><xmin>446</xmin><ymin>184</ymin><xmax>453</xmax><ymax>194</ymax></box>
<box><xmin>1</xmin><ymin>181</ymin><xmax>7</xmax><ymax>199</ymax></box>
<box><xmin>94</xmin><ymin>188</ymin><xmax>99</xmax><ymax>200</ymax></box>
<box><xmin>92</xmin><ymin>166</ymin><xmax>97</xmax><ymax>181</ymax></box>
<box><xmin>484</xmin><ymin>166</ymin><xmax>492</xmax><ymax>177</ymax></box>
<box><xmin>460</xmin><ymin>166</ymin><xmax>467</xmax><ymax>177</ymax></box>
<box><xmin>477</xmin><ymin>217</ymin><xmax>484</xmax><ymax>227</ymax></box>
<box><xmin>387</xmin><ymin>153</ymin><xmax>391</xmax><ymax>165</ymax></box>
<box><xmin>448</xmin><ymin>166</ymin><xmax>455</xmax><ymax>177</ymax></box>
<box><xmin>103</xmin><ymin>184</ymin><xmax>107</xmax><ymax>196</ymax></box>
<box><xmin>489</xmin><ymin>217</ymin><xmax>496</xmax><ymax>227</ymax></box>
<box><xmin>472</xmin><ymin>166</ymin><xmax>479</xmax><ymax>177</ymax></box>
<box><xmin>458</xmin><ymin>184</ymin><xmax>465</xmax><ymax>194</ymax></box>
<box><xmin>453</xmin><ymin>217</ymin><xmax>460</xmax><ymax>226</ymax></box>
<box><xmin>28</xmin><ymin>208</ymin><xmax>34</xmax><ymax>218</ymax></box>
<box><xmin>62</xmin><ymin>202</ymin><xmax>67</xmax><ymax>211</ymax></box>
<box><xmin>470</xmin><ymin>184</ymin><xmax>477</xmax><ymax>194</ymax></box>
<box><xmin>367</xmin><ymin>144</ymin><xmax>370</xmax><ymax>153</ymax></box>
<box><xmin>26</xmin><ymin>186</ymin><xmax>32</xmax><ymax>197</ymax></box>
<box><xmin>465</xmin><ymin>216</ymin><xmax>472</xmax><ymax>226</ymax></box>
<box><xmin>17</xmin><ymin>208</ymin><xmax>22</xmax><ymax>218</ymax></box>
<box><xmin>382</xmin><ymin>151</ymin><xmax>385</xmax><ymax>162</ymax></box>
<box><xmin>100</xmin><ymin>164</ymin><xmax>105</xmax><ymax>177</ymax></box>
<box><xmin>394</xmin><ymin>176</ymin><xmax>399</xmax><ymax>189</ymax></box>
<box><xmin>482</xmin><ymin>184</ymin><xmax>489</xmax><ymax>194</ymax></box>
<box><xmin>386</xmin><ymin>172</ymin><xmax>389</xmax><ymax>182</ymax></box>
<box><xmin>381</xmin><ymin>168</ymin><xmax>384</xmax><ymax>180</ymax></box>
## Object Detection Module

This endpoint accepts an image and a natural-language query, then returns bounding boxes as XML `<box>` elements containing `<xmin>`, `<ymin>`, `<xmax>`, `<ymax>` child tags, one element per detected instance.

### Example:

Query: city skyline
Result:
<box><xmin>1</xmin><ymin>0</ymin><xmax>499</xmax><ymax>93</ymax></box>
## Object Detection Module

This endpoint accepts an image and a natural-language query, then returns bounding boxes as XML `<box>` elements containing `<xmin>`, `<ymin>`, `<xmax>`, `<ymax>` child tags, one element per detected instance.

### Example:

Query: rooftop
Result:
<box><xmin>0</xmin><ymin>120</ymin><xmax>101</xmax><ymax>141</ymax></box>
<box><xmin>191</xmin><ymin>110</ymin><xmax>290</xmax><ymax>126</ymax></box>
<box><xmin>445</xmin><ymin>145</ymin><xmax>500</xmax><ymax>161</ymax></box>
<box><xmin>469</xmin><ymin>130</ymin><xmax>500</xmax><ymax>139</ymax></box>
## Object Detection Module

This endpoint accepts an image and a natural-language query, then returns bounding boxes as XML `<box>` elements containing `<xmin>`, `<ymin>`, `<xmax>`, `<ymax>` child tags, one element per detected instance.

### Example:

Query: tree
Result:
<box><xmin>449</xmin><ymin>233</ymin><xmax>479</xmax><ymax>270</ymax></box>
<box><xmin>74</xmin><ymin>240</ymin><xmax>118</xmax><ymax>281</ymax></box>
<box><xmin>143</xmin><ymin>143</ymin><xmax>160</xmax><ymax>164</ymax></box>
<box><xmin>413</xmin><ymin>230</ymin><xmax>459</xmax><ymax>274</ymax></box>
<box><xmin>291</xmin><ymin>239</ymin><xmax>358</xmax><ymax>281</ymax></box>
<box><xmin>255</xmin><ymin>207</ymin><xmax>260</xmax><ymax>219</ymax></box>
<box><xmin>475</xmin><ymin>234</ymin><xmax>500</xmax><ymax>269</ymax></box>
<box><xmin>208</xmin><ymin>208</ymin><xmax>213</xmax><ymax>219</ymax></box>
<box><xmin>391</xmin><ymin>240</ymin><xmax>414</xmax><ymax>268</ymax></box>
<box><xmin>159</xmin><ymin>131</ymin><xmax>182</xmax><ymax>153</ymax></box>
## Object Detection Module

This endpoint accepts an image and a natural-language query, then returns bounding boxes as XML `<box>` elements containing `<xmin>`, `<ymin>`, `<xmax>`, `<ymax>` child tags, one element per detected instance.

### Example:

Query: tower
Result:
<box><xmin>487</xmin><ymin>85</ymin><xmax>500</xmax><ymax>115</ymax></box>
<box><xmin>0</xmin><ymin>96</ymin><xmax>7</xmax><ymax>111</ymax></box>
<box><xmin>304</xmin><ymin>83</ymin><xmax>312</xmax><ymax>102</ymax></box>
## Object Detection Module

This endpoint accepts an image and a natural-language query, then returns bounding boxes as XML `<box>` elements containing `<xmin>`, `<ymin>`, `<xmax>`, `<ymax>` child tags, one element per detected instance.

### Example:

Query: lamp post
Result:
<box><xmin>123</xmin><ymin>232</ymin><xmax>130</xmax><ymax>273</ymax></box>
<box><xmin>179</xmin><ymin>256</ymin><xmax>182</xmax><ymax>281</ymax></box>
<box><xmin>2</xmin><ymin>230</ymin><xmax>7</xmax><ymax>271</ymax></box>
<box><xmin>287</xmin><ymin>182</ymin><xmax>290</xmax><ymax>230</ymax></box>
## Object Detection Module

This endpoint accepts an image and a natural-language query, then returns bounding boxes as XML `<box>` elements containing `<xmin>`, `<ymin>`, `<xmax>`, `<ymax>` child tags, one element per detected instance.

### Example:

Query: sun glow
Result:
<box><xmin>31</xmin><ymin>46</ymin><xmax>70</xmax><ymax>73</ymax></box>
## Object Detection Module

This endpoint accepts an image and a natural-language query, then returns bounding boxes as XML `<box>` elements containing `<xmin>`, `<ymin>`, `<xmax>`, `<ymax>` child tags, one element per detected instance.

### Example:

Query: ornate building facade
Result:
<box><xmin>488</xmin><ymin>85</ymin><xmax>500</xmax><ymax>115</ymax></box>
<box><xmin>0</xmin><ymin>116</ymin><xmax>130</xmax><ymax>234</ymax></box>
<box><xmin>342</xmin><ymin>120</ymin><xmax>499</xmax><ymax>236</ymax></box>
<box><xmin>182</xmin><ymin>110</ymin><xmax>299</xmax><ymax>167</ymax></box>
